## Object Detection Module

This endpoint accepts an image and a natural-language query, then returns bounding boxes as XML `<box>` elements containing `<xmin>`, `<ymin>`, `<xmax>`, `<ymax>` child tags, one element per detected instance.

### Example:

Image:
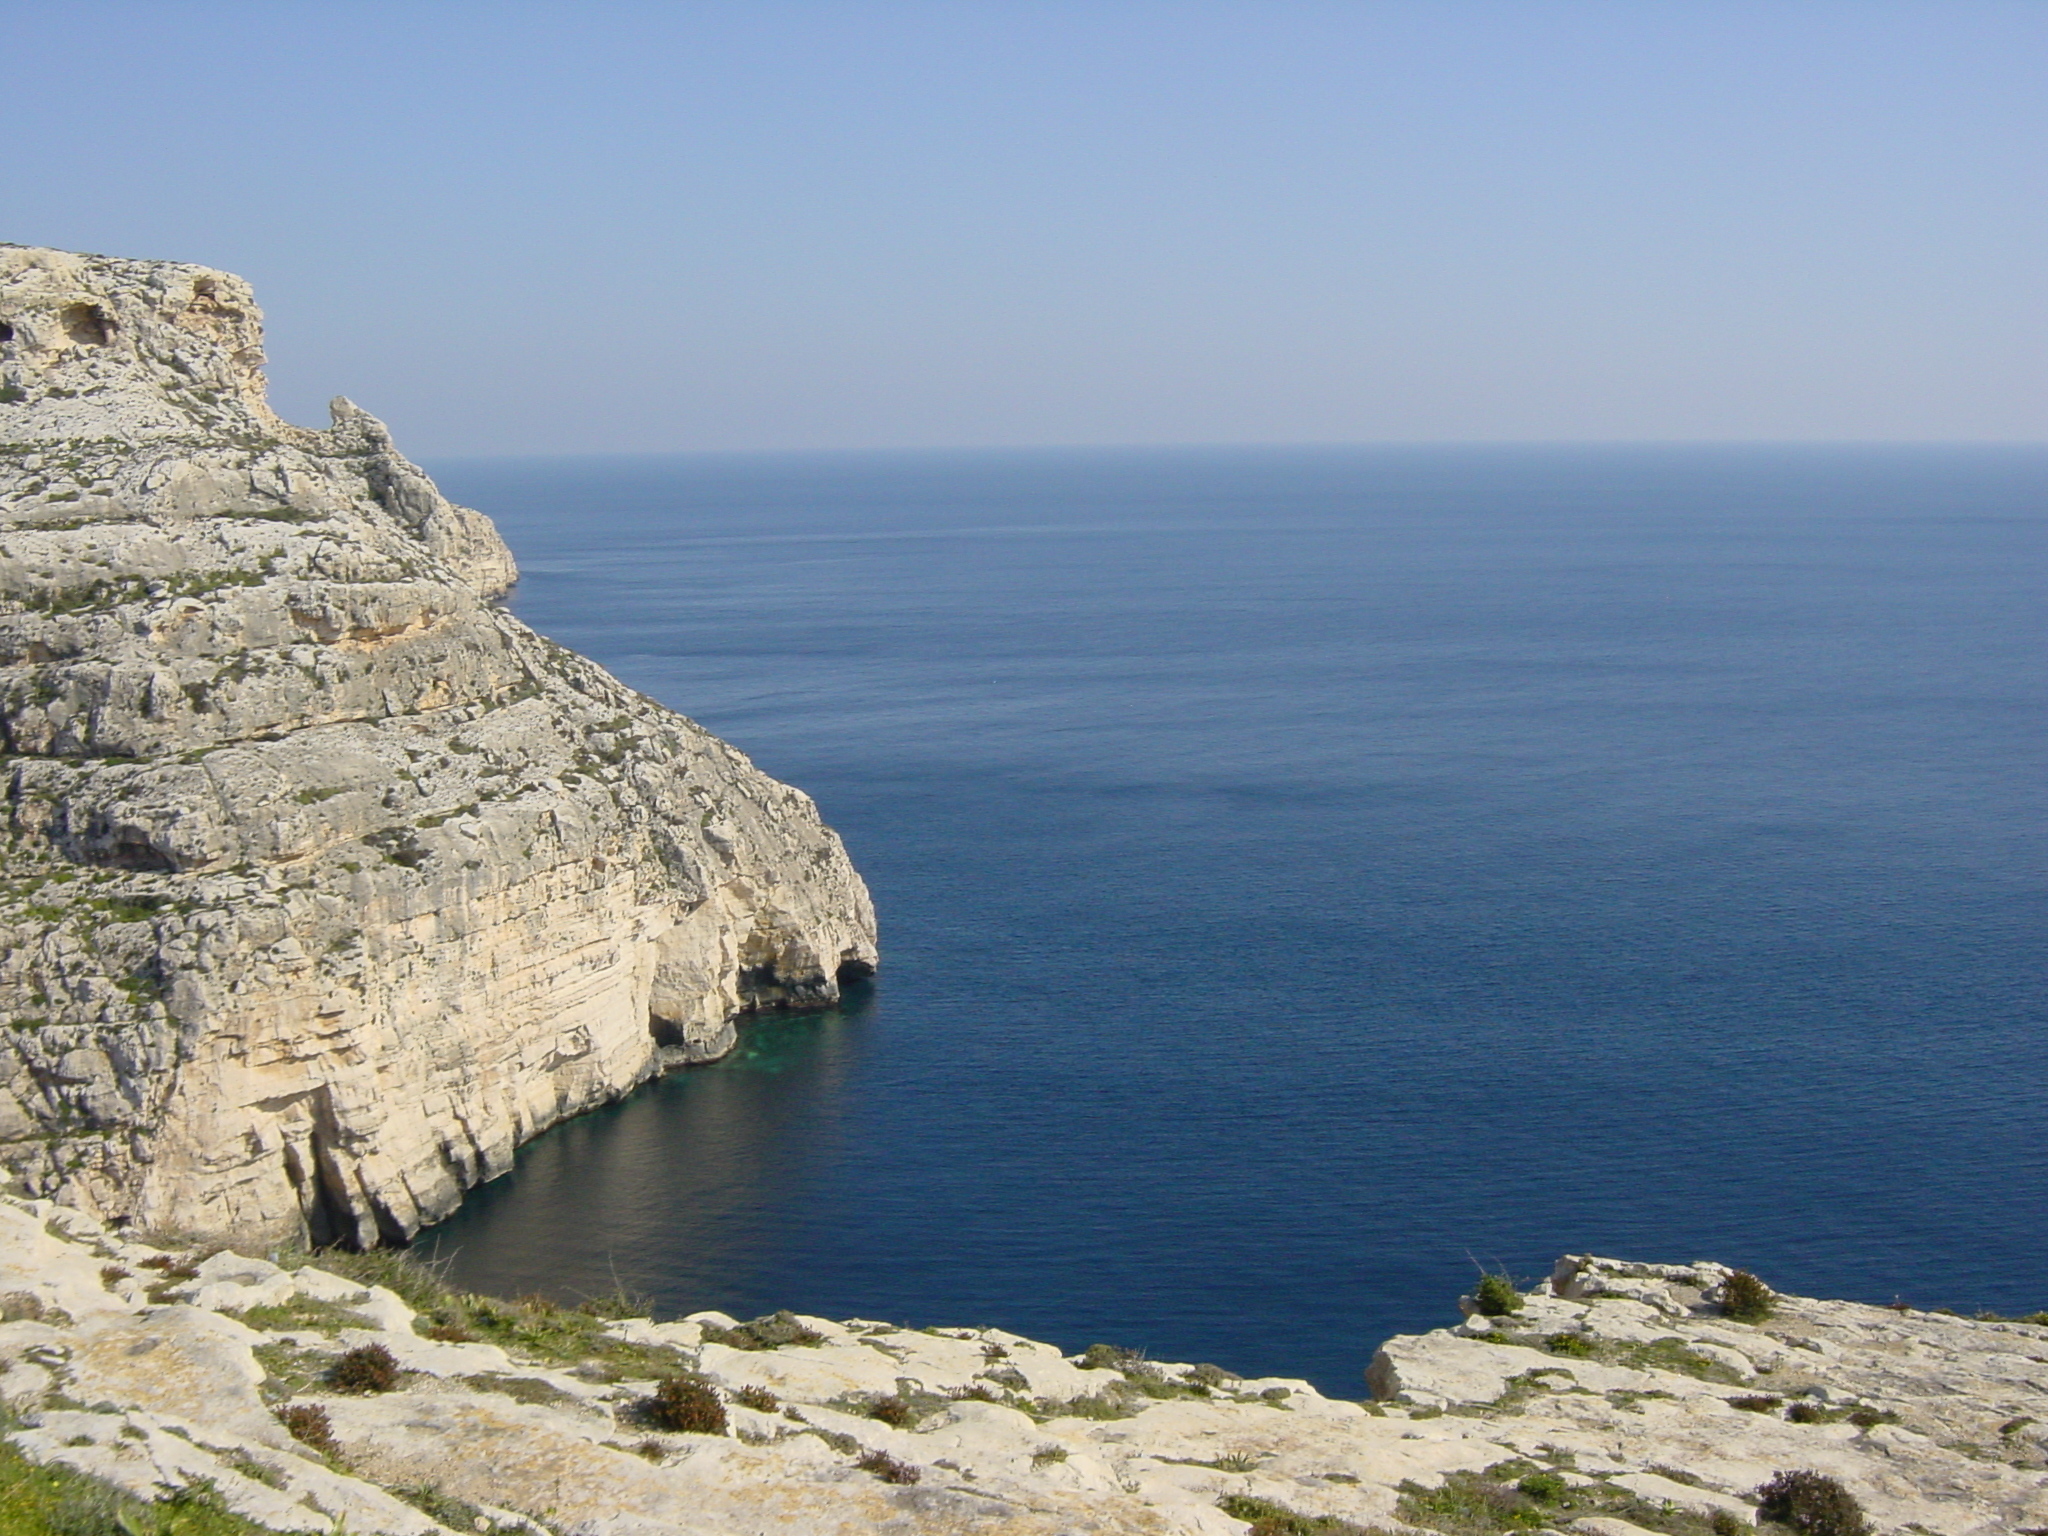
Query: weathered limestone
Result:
<box><xmin>4</xmin><ymin>1211</ymin><xmax>2044</xmax><ymax>1535</ymax></box>
<box><xmin>0</xmin><ymin>245</ymin><xmax>877</xmax><ymax>1245</ymax></box>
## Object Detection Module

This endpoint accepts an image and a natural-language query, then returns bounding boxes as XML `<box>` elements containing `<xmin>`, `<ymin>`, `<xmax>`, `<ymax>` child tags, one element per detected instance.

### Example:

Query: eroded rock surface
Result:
<box><xmin>3</xmin><ymin>1208</ymin><xmax>2043</xmax><ymax>1535</ymax></box>
<box><xmin>0</xmin><ymin>244</ymin><xmax>877</xmax><ymax>1244</ymax></box>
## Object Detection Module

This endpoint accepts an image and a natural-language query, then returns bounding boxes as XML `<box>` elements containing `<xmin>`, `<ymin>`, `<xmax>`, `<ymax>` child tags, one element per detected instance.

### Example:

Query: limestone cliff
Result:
<box><xmin>0</xmin><ymin>244</ymin><xmax>877</xmax><ymax>1246</ymax></box>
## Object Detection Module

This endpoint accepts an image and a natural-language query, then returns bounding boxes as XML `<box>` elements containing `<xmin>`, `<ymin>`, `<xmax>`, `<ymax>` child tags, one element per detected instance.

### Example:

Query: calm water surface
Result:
<box><xmin>416</xmin><ymin>447</ymin><xmax>2048</xmax><ymax>1394</ymax></box>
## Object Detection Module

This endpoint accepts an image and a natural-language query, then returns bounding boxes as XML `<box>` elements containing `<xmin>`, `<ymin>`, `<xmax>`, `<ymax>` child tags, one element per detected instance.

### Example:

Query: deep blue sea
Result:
<box><xmin>415</xmin><ymin>446</ymin><xmax>2047</xmax><ymax>1396</ymax></box>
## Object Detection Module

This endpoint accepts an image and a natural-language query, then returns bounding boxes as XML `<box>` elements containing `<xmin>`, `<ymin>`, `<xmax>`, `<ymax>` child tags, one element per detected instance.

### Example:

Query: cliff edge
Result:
<box><xmin>0</xmin><ymin>244</ymin><xmax>877</xmax><ymax>1245</ymax></box>
<box><xmin>3</xmin><ymin>1210</ymin><xmax>2043</xmax><ymax>1535</ymax></box>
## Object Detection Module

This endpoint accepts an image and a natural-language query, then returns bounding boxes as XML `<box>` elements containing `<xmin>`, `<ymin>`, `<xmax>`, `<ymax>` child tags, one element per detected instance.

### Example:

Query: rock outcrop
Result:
<box><xmin>0</xmin><ymin>244</ymin><xmax>877</xmax><ymax>1246</ymax></box>
<box><xmin>4</xmin><ymin>1209</ymin><xmax>2044</xmax><ymax>1535</ymax></box>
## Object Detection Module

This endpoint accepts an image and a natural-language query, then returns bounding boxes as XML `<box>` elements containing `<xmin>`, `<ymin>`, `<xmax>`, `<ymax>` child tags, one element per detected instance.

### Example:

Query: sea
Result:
<box><xmin>413</xmin><ymin>445</ymin><xmax>2047</xmax><ymax>1396</ymax></box>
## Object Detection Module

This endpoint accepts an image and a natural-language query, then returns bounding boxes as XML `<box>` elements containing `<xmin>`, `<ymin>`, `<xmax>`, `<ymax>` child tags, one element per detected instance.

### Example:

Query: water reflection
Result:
<box><xmin>416</xmin><ymin>986</ymin><xmax>873</xmax><ymax>1316</ymax></box>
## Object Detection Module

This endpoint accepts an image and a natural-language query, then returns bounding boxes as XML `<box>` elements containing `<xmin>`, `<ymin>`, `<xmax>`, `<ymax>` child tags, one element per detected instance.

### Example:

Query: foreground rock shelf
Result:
<box><xmin>2</xmin><ymin>1198</ymin><xmax>2043</xmax><ymax>1535</ymax></box>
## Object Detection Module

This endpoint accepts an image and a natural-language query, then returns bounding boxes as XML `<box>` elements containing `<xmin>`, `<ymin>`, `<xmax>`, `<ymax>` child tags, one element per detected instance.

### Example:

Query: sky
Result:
<box><xmin>7</xmin><ymin>1</ymin><xmax>2047</xmax><ymax>454</ymax></box>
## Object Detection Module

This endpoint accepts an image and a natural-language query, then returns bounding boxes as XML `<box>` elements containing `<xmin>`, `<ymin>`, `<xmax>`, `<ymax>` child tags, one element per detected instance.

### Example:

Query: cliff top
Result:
<box><xmin>2</xmin><ymin>1199</ymin><xmax>2044</xmax><ymax>1536</ymax></box>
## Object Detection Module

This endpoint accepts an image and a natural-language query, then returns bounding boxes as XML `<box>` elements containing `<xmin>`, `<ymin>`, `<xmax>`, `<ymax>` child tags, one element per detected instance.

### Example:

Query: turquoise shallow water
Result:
<box><xmin>415</xmin><ymin>446</ymin><xmax>2048</xmax><ymax>1394</ymax></box>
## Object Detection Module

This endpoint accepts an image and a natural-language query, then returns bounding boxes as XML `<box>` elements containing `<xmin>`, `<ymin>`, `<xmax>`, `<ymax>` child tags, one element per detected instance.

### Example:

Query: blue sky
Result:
<box><xmin>8</xmin><ymin>1</ymin><xmax>2046</xmax><ymax>452</ymax></box>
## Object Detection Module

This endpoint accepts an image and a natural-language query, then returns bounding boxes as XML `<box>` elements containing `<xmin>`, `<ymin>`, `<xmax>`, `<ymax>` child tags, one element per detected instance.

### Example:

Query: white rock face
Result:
<box><xmin>3</xmin><ymin>1211</ymin><xmax>2045</xmax><ymax>1536</ymax></box>
<box><xmin>0</xmin><ymin>244</ymin><xmax>877</xmax><ymax>1244</ymax></box>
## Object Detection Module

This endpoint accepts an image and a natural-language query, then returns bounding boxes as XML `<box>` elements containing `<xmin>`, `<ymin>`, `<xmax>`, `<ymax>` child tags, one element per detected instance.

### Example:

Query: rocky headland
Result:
<box><xmin>0</xmin><ymin>243</ymin><xmax>876</xmax><ymax>1248</ymax></box>
<box><xmin>4</xmin><ymin>245</ymin><xmax>2041</xmax><ymax>1536</ymax></box>
<box><xmin>2</xmin><ymin>1204</ymin><xmax>2045</xmax><ymax>1536</ymax></box>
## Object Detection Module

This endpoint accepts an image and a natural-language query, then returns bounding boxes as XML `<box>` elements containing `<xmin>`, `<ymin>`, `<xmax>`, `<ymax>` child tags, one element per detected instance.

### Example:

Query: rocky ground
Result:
<box><xmin>1</xmin><ymin>1197</ymin><xmax>2042</xmax><ymax>1536</ymax></box>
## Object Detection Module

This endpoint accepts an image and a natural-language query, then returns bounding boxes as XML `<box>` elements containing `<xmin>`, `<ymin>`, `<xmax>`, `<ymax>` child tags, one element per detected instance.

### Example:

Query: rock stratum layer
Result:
<box><xmin>0</xmin><ymin>244</ymin><xmax>877</xmax><ymax>1246</ymax></box>
<box><xmin>4</xmin><ymin>1207</ymin><xmax>2046</xmax><ymax>1535</ymax></box>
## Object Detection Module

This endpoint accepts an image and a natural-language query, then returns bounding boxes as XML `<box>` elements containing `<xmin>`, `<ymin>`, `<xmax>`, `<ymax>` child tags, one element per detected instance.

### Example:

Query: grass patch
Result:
<box><xmin>392</xmin><ymin>1483</ymin><xmax>524</xmax><ymax>1536</ymax></box>
<box><xmin>230</xmin><ymin>1296</ymin><xmax>367</xmax><ymax>1335</ymax></box>
<box><xmin>1395</xmin><ymin>1464</ymin><xmax>1728</xmax><ymax>1536</ymax></box>
<box><xmin>1217</xmin><ymin>1493</ymin><xmax>1385</xmax><ymax>1535</ymax></box>
<box><xmin>1030</xmin><ymin>1391</ymin><xmax>1137</xmax><ymax>1422</ymax></box>
<box><xmin>461</xmin><ymin>1374</ymin><xmax>581</xmax><ymax>1409</ymax></box>
<box><xmin>1623</xmin><ymin>1337</ymin><xmax>1743</xmax><ymax>1384</ymax></box>
<box><xmin>251</xmin><ymin>1341</ymin><xmax>329</xmax><ymax>1401</ymax></box>
<box><xmin>0</xmin><ymin>1437</ymin><xmax>289</xmax><ymax>1536</ymax></box>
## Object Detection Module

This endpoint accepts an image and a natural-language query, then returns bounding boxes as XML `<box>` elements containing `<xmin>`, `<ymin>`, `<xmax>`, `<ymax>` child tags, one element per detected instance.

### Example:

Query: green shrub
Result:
<box><xmin>1754</xmin><ymin>1470</ymin><xmax>1868</xmax><ymax>1536</ymax></box>
<box><xmin>1785</xmin><ymin>1401</ymin><xmax>1829</xmax><ymax>1424</ymax></box>
<box><xmin>854</xmin><ymin>1449</ymin><xmax>921</xmax><ymax>1484</ymax></box>
<box><xmin>1080</xmin><ymin>1342</ymin><xmax>1139</xmax><ymax>1370</ymax></box>
<box><xmin>1544</xmin><ymin>1332</ymin><xmax>1593</xmax><ymax>1358</ymax></box>
<box><xmin>275</xmin><ymin>1404</ymin><xmax>340</xmax><ymax>1459</ymax></box>
<box><xmin>1729</xmin><ymin>1395</ymin><xmax>1782</xmax><ymax>1414</ymax></box>
<box><xmin>1516</xmin><ymin>1472</ymin><xmax>1567</xmax><ymax>1503</ymax></box>
<box><xmin>326</xmin><ymin>1343</ymin><xmax>399</xmax><ymax>1393</ymax></box>
<box><xmin>1710</xmin><ymin>1512</ymin><xmax>1747</xmax><ymax>1536</ymax></box>
<box><xmin>1030</xmin><ymin>1444</ymin><xmax>1069</xmax><ymax>1467</ymax></box>
<box><xmin>701</xmin><ymin>1310</ymin><xmax>824</xmax><ymax>1350</ymax></box>
<box><xmin>1719</xmin><ymin>1270</ymin><xmax>1774</xmax><ymax>1323</ymax></box>
<box><xmin>732</xmin><ymin>1384</ymin><xmax>778</xmax><ymax>1412</ymax></box>
<box><xmin>1473</xmin><ymin>1274</ymin><xmax>1523</xmax><ymax>1318</ymax></box>
<box><xmin>642</xmin><ymin>1373</ymin><xmax>726</xmax><ymax>1435</ymax></box>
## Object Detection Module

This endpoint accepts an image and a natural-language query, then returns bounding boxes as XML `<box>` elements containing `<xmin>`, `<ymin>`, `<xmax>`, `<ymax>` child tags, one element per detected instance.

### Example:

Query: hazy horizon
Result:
<box><xmin>9</xmin><ymin>1</ymin><xmax>2046</xmax><ymax>456</ymax></box>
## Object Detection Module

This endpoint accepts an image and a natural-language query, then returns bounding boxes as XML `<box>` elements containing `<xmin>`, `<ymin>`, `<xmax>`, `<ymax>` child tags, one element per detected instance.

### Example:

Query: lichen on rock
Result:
<box><xmin>0</xmin><ymin>243</ymin><xmax>877</xmax><ymax>1246</ymax></box>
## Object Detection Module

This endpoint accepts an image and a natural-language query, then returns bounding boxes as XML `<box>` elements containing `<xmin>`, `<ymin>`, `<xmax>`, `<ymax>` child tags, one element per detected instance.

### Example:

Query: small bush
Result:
<box><xmin>1516</xmin><ymin>1471</ymin><xmax>1568</xmax><ymax>1502</ymax></box>
<box><xmin>1544</xmin><ymin>1332</ymin><xmax>1593</xmax><ymax>1358</ymax></box>
<box><xmin>1754</xmin><ymin>1470</ymin><xmax>1868</xmax><ymax>1536</ymax></box>
<box><xmin>701</xmin><ymin>1309</ymin><xmax>824</xmax><ymax>1350</ymax></box>
<box><xmin>1710</xmin><ymin>1512</ymin><xmax>1747</xmax><ymax>1536</ymax></box>
<box><xmin>854</xmin><ymin>1449</ymin><xmax>921</xmax><ymax>1484</ymax></box>
<box><xmin>1730</xmin><ymin>1395</ymin><xmax>1783</xmax><ymax>1414</ymax></box>
<box><xmin>419</xmin><ymin>1321</ymin><xmax>476</xmax><ymax>1343</ymax></box>
<box><xmin>99</xmin><ymin>1266</ymin><xmax>131</xmax><ymax>1286</ymax></box>
<box><xmin>732</xmin><ymin>1384</ymin><xmax>779</xmax><ymax>1412</ymax></box>
<box><xmin>868</xmin><ymin>1395</ymin><xmax>915</xmax><ymax>1427</ymax></box>
<box><xmin>1030</xmin><ymin>1444</ymin><xmax>1069</xmax><ymax>1467</ymax></box>
<box><xmin>643</xmin><ymin>1373</ymin><xmax>727</xmax><ymax>1435</ymax></box>
<box><xmin>1785</xmin><ymin>1401</ymin><xmax>1829</xmax><ymax>1424</ymax></box>
<box><xmin>276</xmin><ymin>1404</ymin><xmax>341</xmax><ymax>1460</ymax></box>
<box><xmin>1080</xmin><ymin>1342</ymin><xmax>1139</xmax><ymax>1370</ymax></box>
<box><xmin>1846</xmin><ymin>1407</ymin><xmax>1899</xmax><ymax>1428</ymax></box>
<box><xmin>1473</xmin><ymin>1274</ymin><xmax>1523</xmax><ymax>1318</ymax></box>
<box><xmin>981</xmin><ymin>1342</ymin><xmax>1010</xmax><ymax>1360</ymax></box>
<box><xmin>326</xmin><ymin>1343</ymin><xmax>400</xmax><ymax>1393</ymax></box>
<box><xmin>1720</xmin><ymin>1270</ymin><xmax>1774</xmax><ymax>1323</ymax></box>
